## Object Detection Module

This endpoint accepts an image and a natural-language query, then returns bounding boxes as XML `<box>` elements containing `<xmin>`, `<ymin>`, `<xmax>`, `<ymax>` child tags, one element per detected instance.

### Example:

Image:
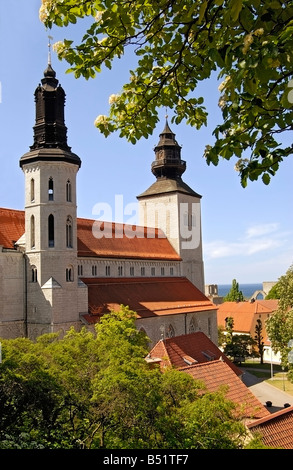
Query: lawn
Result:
<box><xmin>240</xmin><ymin>361</ymin><xmax>293</xmax><ymax>397</ymax></box>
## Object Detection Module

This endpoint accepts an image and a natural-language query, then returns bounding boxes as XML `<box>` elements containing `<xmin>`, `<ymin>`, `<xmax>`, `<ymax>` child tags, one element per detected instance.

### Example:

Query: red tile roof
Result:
<box><xmin>77</xmin><ymin>218</ymin><xmax>181</xmax><ymax>261</ymax></box>
<box><xmin>0</xmin><ymin>208</ymin><xmax>180</xmax><ymax>261</ymax></box>
<box><xmin>0</xmin><ymin>208</ymin><xmax>25</xmax><ymax>249</ymax></box>
<box><xmin>217</xmin><ymin>300</ymin><xmax>278</xmax><ymax>334</ymax></box>
<box><xmin>81</xmin><ymin>277</ymin><xmax>216</xmax><ymax>320</ymax></box>
<box><xmin>248</xmin><ymin>405</ymin><xmax>293</xmax><ymax>448</ymax></box>
<box><xmin>149</xmin><ymin>332</ymin><xmax>241</xmax><ymax>376</ymax></box>
<box><xmin>180</xmin><ymin>360</ymin><xmax>270</xmax><ymax>420</ymax></box>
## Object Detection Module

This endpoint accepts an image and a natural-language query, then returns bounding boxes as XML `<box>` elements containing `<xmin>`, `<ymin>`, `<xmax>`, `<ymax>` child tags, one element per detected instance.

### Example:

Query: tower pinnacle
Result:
<box><xmin>151</xmin><ymin>118</ymin><xmax>186</xmax><ymax>180</ymax></box>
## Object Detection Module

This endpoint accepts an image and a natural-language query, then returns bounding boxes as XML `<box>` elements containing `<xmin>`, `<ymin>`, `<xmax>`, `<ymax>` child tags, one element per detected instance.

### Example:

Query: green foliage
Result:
<box><xmin>265</xmin><ymin>283</ymin><xmax>281</xmax><ymax>299</ymax></box>
<box><xmin>40</xmin><ymin>0</ymin><xmax>293</xmax><ymax>185</ymax></box>
<box><xmin>254</xmin><ymin>319</ymin><xmax>264</xmax><ymax>364</ymax></box>
<box><xmin>0</xmin><ymin>305</ymin><xmax>252</xmax><ymax>448</ymax></box>
<box><xmin>224</xmin><ymin>279</ymin><xmax>244</xmax><ymax>301</ymax></box>
<box><xmin>266</xmin><ymin>265</ymin><xmax>293</xmax><ymax>376</ymax></box>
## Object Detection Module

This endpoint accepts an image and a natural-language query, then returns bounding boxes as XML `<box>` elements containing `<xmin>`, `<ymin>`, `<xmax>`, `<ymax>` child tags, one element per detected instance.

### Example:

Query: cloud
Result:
<box><xmin>204</xmin><ymin>222</ymin><xmax>287</xmax><ymax>259</ymax></box>
<box><xmin>245</xmin><ymin>223</ymin><xmax>279</xmax><ymax>239</ymax></box>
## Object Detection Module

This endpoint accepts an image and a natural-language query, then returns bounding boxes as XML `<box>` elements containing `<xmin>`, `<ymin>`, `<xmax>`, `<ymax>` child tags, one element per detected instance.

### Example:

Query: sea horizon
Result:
<box><xmin>217</xmin><ymin>283</ymin><xmax>264</xmax><ymax>299</ymax></box>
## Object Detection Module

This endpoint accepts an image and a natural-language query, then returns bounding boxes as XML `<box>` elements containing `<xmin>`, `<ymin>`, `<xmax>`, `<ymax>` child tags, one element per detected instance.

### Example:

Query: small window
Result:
<box><xmin>30</xmin><ymin>178</ymin><xmax>35</xmax><ymax>203</ymax></box>
<box><xmin>66</xmin><ymin>266</ymin><xmax>74</xmax><ymax>282</ymax></box>
<box><xmin>66</xmin><ymin>216</ymin><xmax>73</xmax><ymax>248</ymax></box>
<box><xmin>118</xmin><ymin>266</ymin><xmax>123</xmax><ymax>276</ymax></box>
<box><xmin>151</xmin><ymin>267</ymin><xmax>155</xmax><ymax>276</ymax></box>
<box><xmin>30</xmin><ymin>215</ymin><xmax>35</xmax><ymax>249</ymax></box>
<box><xmin>78</xmin><ymin>265</ymin><xmax>83</xmax><ymax>276</ymax></box>
<box><xmin>141</xmin><ymin>266</ymin><xmax>145</xmax><ymax>276</ymax></box>
<box><xmin>106</xmin><ymin>266</ymin><xmax>110</xmax><ymax>276</ymax></box>
<box><xmin>170</xmin><ymin>267</ymin><xmax>174</xmax><ymax>276</ymax></box>
<box><xmin>31</xmin><ymin>266</ymin><xmax>37</xmax><ymax>283</ymax></box>
<box><xmin>92</xmin><ymin>265</ymin><xmax>97</xmax><ymax>276</ymax></box>
<box><xmin>66</xmin><ymin>180</ymin><xmax>72</xmax><ymax>202</ymax></box>
<box><xmin>130</xmin><ymin>266</ymin><xmax>134</xmax><ymax>276</ymax></box>
<box><xmin>161</xmin><ymin>267</ymin><xmax>165</xmax><ymax>276</ymax></box>
<box><xmin>48</xmin><ymin>214</ymin><xmax>54</xmax><ymax>247</ymax></box>
<box><xmin>48</xmin><ymin>177</ymin><xmax>54</xmax><ymax>201</ymax></box>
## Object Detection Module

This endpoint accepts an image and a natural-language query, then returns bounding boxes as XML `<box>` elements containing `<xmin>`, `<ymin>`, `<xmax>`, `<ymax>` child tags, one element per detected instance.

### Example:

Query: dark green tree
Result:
<box><xmin>224</xmin><ymin>279</ymin><xmax>244</xmax><ymax>302</ymax></box>
<box><xmin>254</xmin><ymin>318</ymin><xmax>265</xmax><ymax>364</ymax></box>
<box><xmin>0</xmin><ymin>305</ymin><xmax>263</xmax><ymax>448</ymax></box>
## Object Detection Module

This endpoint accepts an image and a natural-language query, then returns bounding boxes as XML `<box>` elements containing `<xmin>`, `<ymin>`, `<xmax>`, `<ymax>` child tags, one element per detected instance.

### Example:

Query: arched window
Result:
<box><xmin>30</xmin><ymin>178</ymin><xmax>35</xmax><ymax>202</ymax></box>
<box><xmin>48</xmin><ymin>177</ymin><xmax>54</xmax><ymax>201</ymax></box>
<box><xmin>66</xmin><ymin>265</ymin><xmax>74</xmax><ymax>282</ymax></box>
<box><xmin>30</xmin><ymin>215</ymin><xmax>35</xmax><ymax>249</ymax></box>
<box><xmin>66</xmin><ymin>179</ymin><xmax>72</xmax><ymax>202</ymax></box>
<box><xmin>31</xmin><ymin>266</ymin><xmax>37</xmax><ymax>283</ymax></box>
<box><xmin>48</xmin><ymin>214</ymin><xmax>54</xmax><ymax>247</ymax></box>
<box><xmin>66</xmin><ymin>216</ymin><xmax>73</xmax><ymax>248</ymax></box>
<box><xmin>166</xmin><ymin>324</ymin><xmax>175</xmax><ymax>338</ymax></box>
<box><xmin>189</xmin><ymin>316</ymin><xmax>199</xmax><ymax>333</ymax></box>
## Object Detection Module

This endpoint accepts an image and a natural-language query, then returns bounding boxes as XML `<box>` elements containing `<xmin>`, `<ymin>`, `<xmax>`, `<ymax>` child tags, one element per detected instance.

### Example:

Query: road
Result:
<box><xmin>241</xmin><ymin>368</ymin><xmax>293</xmax><ymax>413</ymax></box>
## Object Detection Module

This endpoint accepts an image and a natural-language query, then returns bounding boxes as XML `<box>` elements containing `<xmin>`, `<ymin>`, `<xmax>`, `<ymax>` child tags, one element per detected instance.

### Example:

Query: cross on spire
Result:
<box><xmin>48</xmin><ymin>35</ymin><xmax>53</xmax><ymax>66</ymax></box>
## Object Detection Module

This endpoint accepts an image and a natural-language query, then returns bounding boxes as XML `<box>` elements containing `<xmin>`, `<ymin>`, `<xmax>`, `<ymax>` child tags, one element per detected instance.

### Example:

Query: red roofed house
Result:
<box><xmin>148</xmin><ymin>332</ymin><xmax>270</xmax><ymax>422</ymax></box>
<box><xmin>217</xmin><ymin>300</ymin><xmax>280</xmax><ymax>363</ymax></box>
<box><xmin>248</xmin><ymin>405</ymin><xmax>293</xmax><ymax>448</ymax></box>
<box><xmin>0</xmin><ymin>60</ymin><xmax>217</xmax><ymax>344</ymax></box>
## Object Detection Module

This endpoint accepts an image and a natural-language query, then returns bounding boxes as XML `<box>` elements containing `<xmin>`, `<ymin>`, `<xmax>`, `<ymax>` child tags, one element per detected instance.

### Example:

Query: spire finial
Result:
<box><xmin>48</xmin><ymin>35</ymin><xmax>53</xmax><ymax>66</ymax></box>
<box><xmin>165</xmin><ymin>107</ymin><xmax>168</xmax><ymax>121</ymax></box>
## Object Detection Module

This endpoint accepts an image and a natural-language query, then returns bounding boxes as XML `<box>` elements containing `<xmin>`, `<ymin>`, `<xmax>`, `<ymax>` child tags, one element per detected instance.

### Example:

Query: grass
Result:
<box><xmin>240</xmin><ymin>360</ymin><xmax>293</xmax><ymax>397</ymax></box>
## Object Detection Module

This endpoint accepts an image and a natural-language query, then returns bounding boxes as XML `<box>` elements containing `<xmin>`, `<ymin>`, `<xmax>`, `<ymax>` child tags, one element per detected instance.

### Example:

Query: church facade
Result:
<box><xmin>0</xmin><ymin>62</ymin><xmax>217</xmax><ymax>346</ymax></box>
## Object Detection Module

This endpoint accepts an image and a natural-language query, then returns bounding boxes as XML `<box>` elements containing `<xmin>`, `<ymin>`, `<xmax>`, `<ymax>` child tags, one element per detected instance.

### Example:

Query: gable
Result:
<box><xmin>149</xmin><ymin>331</ymin><xmax>241</xmax><ymax>376</ymax></box>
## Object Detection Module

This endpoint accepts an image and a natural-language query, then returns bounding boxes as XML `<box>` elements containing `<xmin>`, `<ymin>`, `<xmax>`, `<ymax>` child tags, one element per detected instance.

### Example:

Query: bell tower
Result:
<box><xmin>19</xmin><ymin>45</ymin><xmax>84</xmax><ymax>338</ymax></box>
<box><xmin>137</xmin><ymin>119</ymin><xmax>205</xmax><ymax>292</ymax></box>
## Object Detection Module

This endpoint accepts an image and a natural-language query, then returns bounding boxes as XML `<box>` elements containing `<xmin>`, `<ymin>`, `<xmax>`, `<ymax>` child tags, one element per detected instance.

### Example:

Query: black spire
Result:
<box><xmin>151</xmin><ymin>119</ymin><xmax>186</xmax><ymax>180</ymax></box>
<box><xmin>20</xmin><ymin>61</ymin><xmax>81</xmax><ymax>168</ymax></box>
<box><xmin>30</xmin><ymin>63</ymin><xmax>70</xmax><ymax>152</ymax></box>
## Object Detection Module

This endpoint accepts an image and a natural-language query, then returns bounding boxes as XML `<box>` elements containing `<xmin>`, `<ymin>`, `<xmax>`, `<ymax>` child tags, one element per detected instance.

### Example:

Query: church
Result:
<box><xmin>0</xmin><ymin>58</ymin><xmax>217</xmax><ymax>346</ymax></box>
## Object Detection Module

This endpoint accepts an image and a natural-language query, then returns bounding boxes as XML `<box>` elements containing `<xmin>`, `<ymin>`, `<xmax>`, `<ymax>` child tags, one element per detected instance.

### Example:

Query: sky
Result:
<box><xmin>0</xmin><ymin>0</ymin><xmax>292</xmax><ymax>285</ymax></box>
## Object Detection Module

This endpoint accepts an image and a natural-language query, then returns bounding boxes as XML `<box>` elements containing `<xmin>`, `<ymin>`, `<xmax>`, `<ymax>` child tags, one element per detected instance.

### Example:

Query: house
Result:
<box><xmin>247</xmin><ymin>405</ymin><xmax>293</xmax><ymax>449</ymax></box>
<box><xmin>148</xmin><ymin>331</ymin><xmax>241</xmax><ymax>376</ymax></box>
<box><xmin>217</xmin><ymin>299</ymin><xmax>280</xmax><ymax>363</ymax></box>
<box><xmin>147</xmin><ymin>332</ymin><xmax>270</xmax><ymax>421</ymax></box>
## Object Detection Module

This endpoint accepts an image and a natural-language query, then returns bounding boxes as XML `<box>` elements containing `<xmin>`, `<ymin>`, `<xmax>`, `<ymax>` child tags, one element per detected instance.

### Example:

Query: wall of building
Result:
<box><xmin>136</xmin><ymin>309</ymin><xmax>218</xmax><ymax>347</ymax></box>
<box><xmin>0</xmin><ymin>249</ymin><xmax>25</xmax><ymax>338</ymax></box>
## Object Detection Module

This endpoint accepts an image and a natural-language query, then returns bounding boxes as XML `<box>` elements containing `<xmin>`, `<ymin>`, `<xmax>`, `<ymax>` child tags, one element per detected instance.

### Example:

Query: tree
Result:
<box><xmin>224</xmin><ymin>279</ymin><xmax>244</xmax><ymax>301</ymax></box>
<box><xmin>254</xmin><ymin>318</ymin><xmax>265</xmax><ymax>364</ymax></box>
<box><xmin>266</xmin><ymin>265</ymin><xmax>293</xmax><ymax>378</ymax></box>
<box><xmin>0</xmin><ymin>305</ymin><xmax>259</xmax><ymax>448</ymax></box>
<box><xmin>40</xmin><ymin>0</ymin><xmax>293</xmax><ymax>186</ymax></box>
<box><xmin>265</xmin><ymin>282</ymin><xmax>281</xmax><ymax>299</ymax></box>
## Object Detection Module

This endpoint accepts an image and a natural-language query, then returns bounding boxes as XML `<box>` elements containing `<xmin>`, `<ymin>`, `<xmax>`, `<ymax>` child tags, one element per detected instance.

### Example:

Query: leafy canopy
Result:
<box><xmin>40</xmin><ymin>0</ymin><xmax>293</xmax><ymax>186</ymax></box>
<box><xmin>266</xmin><ymin>264</ymin><xmax>293</xmax><ymax>378</ymax></box>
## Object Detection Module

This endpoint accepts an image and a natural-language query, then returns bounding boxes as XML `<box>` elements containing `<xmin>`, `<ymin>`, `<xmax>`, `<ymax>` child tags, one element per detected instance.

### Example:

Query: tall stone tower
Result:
<box><xmin>137</xmin><ymin>120</ymin><xmax>205</xmax><ymax>292</ymax></box>
<box><xmin>19</xmin><ymin>59</ymin><xmax>85</xmax><ymax>338</ymax></box>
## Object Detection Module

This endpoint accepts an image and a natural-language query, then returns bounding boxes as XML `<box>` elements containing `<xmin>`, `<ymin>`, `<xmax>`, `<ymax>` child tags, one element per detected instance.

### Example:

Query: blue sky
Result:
<box><xmin>0</xmin><ymin>0</ymin><xmax>292</xmax><ymax>285</ymax></box>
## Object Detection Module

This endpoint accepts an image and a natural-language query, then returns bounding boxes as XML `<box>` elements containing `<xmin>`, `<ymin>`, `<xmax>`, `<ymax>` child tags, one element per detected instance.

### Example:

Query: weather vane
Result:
<box><xmin>48</xmin><ymin>35</ymin><xmax>53</xmax><ymax>65</ymax></box>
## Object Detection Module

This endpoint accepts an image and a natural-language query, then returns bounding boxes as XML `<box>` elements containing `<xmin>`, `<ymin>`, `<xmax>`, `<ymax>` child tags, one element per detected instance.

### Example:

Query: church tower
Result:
<box><xmin>19</xmin><ymin>54</ymin><xmax>84</xmax><ymax>338</ymax></box>
<box><xmin>137</xmin><ymin>119</ymin><xmax>205</xmax><ymax>292</ymax></box>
